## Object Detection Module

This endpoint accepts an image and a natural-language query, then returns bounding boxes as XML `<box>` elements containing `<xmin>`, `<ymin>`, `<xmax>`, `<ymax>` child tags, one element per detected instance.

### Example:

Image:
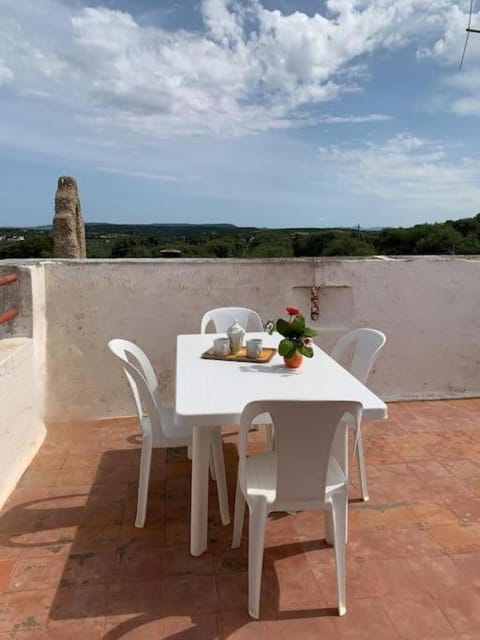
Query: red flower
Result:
<box><xmin>286</xmin><ymin>306</ymin><xmax>300</xmax><ymax>316</ymax></box>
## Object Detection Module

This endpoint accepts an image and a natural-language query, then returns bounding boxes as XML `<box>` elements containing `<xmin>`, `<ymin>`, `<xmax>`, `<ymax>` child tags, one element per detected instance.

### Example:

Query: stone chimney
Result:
<box><xmin>53</xmin><ymin>176</ymin><xmax>86</xmax><ymax>259</ymax></box>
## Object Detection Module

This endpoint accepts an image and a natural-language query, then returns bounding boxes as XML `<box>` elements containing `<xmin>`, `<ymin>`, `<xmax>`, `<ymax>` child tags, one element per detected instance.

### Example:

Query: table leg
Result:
<box><xmin>325</xmin><ymin>424</ymin><xmax>348</xmax><ymax>545</ymax></box>
<box><xmin>190</xmin><ymin>425</ymin><xmax>212</xmax><ymax>556</ymax></box>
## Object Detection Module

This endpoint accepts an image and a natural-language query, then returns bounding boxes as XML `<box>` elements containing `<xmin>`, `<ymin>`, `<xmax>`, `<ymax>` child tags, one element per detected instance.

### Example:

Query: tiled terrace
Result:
<box><xmin>1</xmin><ymin>400</ymin><xmax>480</xmax><ymax>639</ymax></box>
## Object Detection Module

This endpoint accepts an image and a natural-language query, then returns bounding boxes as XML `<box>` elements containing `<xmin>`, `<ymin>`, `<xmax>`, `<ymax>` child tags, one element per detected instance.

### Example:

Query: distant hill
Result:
<box><xmin>87</xmin><ymin>222</ymin><xmax>237</xmax><ymax>228</ymax></box>
<box><xmin>83</xmin><ymin>222</ymin><xmax>242</xmax><ymax>238</ymax></box>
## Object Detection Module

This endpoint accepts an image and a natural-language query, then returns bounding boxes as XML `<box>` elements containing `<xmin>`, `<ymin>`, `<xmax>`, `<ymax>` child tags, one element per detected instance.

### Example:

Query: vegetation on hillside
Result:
<box><xmin>1</xmin><ymin>213</ymin><xmax>480</xmax><ymax>259</ymax></box>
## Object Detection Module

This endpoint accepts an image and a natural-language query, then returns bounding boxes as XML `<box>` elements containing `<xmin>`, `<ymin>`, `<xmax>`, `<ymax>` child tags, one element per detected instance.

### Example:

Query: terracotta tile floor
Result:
<box><xmin>1</xmin><ymin>399</ymin><xmax>480</xmax><ymax>638</ymax></box>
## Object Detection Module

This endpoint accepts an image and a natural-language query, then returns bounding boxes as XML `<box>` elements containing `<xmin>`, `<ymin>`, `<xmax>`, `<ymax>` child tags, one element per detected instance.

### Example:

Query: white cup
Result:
<box><xmin>213</xmin><ymin>337</ymin><xmax>230</xmax><ymax>356</ymax></box>
<box><xmin>246</xmin><ymin>338</ymin><xmax>263</xmax><ymax>358</ymax></box>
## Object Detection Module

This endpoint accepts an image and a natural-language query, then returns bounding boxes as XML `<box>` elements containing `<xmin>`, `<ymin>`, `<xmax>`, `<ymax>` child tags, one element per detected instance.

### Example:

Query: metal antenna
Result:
<box><xmin>459</xmin><ymin>0</ymin><xmax>478</xmax><ymax>71</ymax></box>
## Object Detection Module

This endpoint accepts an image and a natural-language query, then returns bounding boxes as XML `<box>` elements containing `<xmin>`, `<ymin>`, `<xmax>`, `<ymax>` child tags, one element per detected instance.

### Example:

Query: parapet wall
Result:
<box><xmin>38</xmin><ymin>257</ymin><xmax>480</xmax><ymax>421</ymax></box>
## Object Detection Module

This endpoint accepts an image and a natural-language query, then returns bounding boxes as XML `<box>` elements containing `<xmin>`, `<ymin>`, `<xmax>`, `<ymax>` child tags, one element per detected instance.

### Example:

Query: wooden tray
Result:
<box><xmin>201</xmin><ymin>346</ymin><xmax>277</xmax><ymax>363</ymax></box>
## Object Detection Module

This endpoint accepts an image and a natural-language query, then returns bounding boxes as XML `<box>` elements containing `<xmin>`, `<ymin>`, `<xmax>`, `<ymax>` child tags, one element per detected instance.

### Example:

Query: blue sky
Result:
<box><xmin>1</xmin><ymin>0</ymin><xmax>480</xmax><ymax>228</ymax></box>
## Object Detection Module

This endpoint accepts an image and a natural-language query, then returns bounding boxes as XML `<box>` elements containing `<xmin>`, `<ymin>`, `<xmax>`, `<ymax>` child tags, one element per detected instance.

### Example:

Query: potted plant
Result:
<box><xmin>267</xmin><ymin>307</ymin><xmax>318</xmax><ymax>368</ymax></box>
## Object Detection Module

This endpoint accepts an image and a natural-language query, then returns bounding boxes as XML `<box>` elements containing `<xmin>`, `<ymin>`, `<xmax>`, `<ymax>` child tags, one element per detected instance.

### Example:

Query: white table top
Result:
<box><xmin>175</xmin><ymin>332</ymin><xmax>388</xmax><ymax>427</ymax></box>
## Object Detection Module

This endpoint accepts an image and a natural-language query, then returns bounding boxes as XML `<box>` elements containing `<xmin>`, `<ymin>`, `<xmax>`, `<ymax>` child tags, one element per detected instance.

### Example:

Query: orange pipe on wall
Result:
<box><xmin>0</xmin><ymin>309</ymin><xmax>18</xmax><ymax>325</ymax></box>
<box><xmin>0</xmin><ymin>274</ymin><xmax>17</xmax><ymax>286</ymax></box>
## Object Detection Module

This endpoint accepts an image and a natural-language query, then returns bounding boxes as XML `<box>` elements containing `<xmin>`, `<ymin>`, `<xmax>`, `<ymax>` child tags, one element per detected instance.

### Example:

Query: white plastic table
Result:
<box><xmin>175</xmin><ymin>332</ymin><xmax>388</xmax><ymax>556</ymax></box>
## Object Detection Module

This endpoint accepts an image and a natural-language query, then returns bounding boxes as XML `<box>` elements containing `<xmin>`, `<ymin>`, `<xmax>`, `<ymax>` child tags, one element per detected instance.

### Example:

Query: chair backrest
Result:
<box><xmin>330</xmin><ymin>328</ymin><xmax>386</xmax><ymax>385</ymax></box>
<box><xmin>238</xmin><ymin>400</ymin><xmax>362</xmax><ymax>504</ymax></box>
<box><xmin>200</xmin><ymin>307</ymin><xmax>263</xmax><ymax>333</ymax></box>
<box><xmin>108</xmin><ymin>339</ymin><xmax>165</xmax><ymax>443</ymax></box>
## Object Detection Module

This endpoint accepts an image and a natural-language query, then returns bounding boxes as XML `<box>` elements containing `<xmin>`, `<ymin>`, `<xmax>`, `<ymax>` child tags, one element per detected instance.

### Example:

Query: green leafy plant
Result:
<box><xmin>266</xmin><ymin>306</ymin><xmax>318</xmax><ymax>359</ymax></box>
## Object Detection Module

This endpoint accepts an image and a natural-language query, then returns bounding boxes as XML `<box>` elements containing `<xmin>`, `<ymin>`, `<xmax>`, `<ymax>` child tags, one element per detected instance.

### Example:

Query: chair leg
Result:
<box><xmin>331</xmin><ymin>492</ymin><xmax>347</xmax><ymax>616</ymax></box>
<box><xmin>209</xmin><ymin>455</ymin><xmax>217</xmax><ymax>481</ymax></box>
<box><xmin>325</xmin><ymin>507</ymin><xmax>334</xmax><ymax>545</ymax></box>
<box><xmin>231</xmin><ymin>479</ymin><xmax>246</xmax><ymax>548</ymax></box>
<box><xmin>345</xmin><ymin>490</ymin><xmax>349</xmax><ymax>545</ymax></box>
<box><xmin>210</xmin><ymin>429</ymin><xmax>230</xmax><ymax>526</ymax></box>
<box><xmin>356</xmin><ymin>428</ymin><xmax>369</xmax><ymax>502</ymax></box>
<box><xmin>248</xmin><ymin>499</ymin><xmax>268</xmax><ymax>619</ymax></box>
<box><xmin>135</xmin><ymin>437</ymin><xmax>153</xmax><ymax>528</ymax></box>
<box><xmin>265</xmin><ymin>423</ymin><xmax>275</xmax><ymax>451</ymax></box>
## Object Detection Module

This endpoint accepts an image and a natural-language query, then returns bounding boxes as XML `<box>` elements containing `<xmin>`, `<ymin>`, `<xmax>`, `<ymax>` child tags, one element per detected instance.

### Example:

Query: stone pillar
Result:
<box><xmin>53</xmin><ymin>176</ymin><xmax>86</xmax><ymax>259</ymax></box>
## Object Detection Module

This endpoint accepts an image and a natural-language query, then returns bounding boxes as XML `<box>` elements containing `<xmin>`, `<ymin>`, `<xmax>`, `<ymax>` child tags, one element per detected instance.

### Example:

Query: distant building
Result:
<box><xmin>159</xmin><ymin>249</ymin><xmax>182</xmax><ymax>258</ymax></box>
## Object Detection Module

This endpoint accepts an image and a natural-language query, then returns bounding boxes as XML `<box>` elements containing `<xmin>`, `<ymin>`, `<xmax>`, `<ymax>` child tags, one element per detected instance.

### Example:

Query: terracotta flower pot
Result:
<box><xmin>283</xmin><ymin>351</ymin><xmax>303</xmax><ymax>369</ymax></box>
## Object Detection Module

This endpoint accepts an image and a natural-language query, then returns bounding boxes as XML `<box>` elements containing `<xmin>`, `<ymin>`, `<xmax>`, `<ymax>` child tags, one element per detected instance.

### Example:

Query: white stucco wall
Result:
<box><xmin>0</xmin><ymin>265</ymin><xmax>46</xmax><ymax>507</ymax></box>
<box><xmin>39</xmin><ymin>257</ymin><xmax>480</xmax><ymax>422</ymax></box>
<box><xmin>0</xmin><ymin>339</ymin><xmax>44</xmax><ymax>506</ymax></box>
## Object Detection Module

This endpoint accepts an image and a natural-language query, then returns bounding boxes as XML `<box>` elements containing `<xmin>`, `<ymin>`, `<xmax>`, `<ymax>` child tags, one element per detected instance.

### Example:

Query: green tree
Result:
<box><xmin>413</xmin><ymin>224</ymin><xmax>464</xmax><ymax>254</ymax></box>
<box><xmin>0</xmin><ymin>234</ymin><xmax>53</xmax><ymax>259</ymax></box>
<box><xmin>111</xmin><ymin>236</ymin><xmax>154</xmax><ymax>258</ymax></box>
<box><xmin>455</xmin><ymin>233</ymin><xmax>480</xmax><ymax>254</ymax></box>
<box><xmin>376</xmin><ymin>226</ymin><xmax>427</xmax><ymax>254</ymax></box>
<box><xmin>293</xmin><ymin>230</ymin><xmax>339</xmax><ymax>256</ymax></box>
<box><xmin>322</xmin><ymin>235</ymin><xmax>375</xmax><ymax>256</ymax></box>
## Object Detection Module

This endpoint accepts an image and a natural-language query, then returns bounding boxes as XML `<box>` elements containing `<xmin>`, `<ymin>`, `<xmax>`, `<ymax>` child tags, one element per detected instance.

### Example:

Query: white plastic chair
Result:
<box><xmin>330</xmin><ymin>328</ymin><xmax>386</xmax><ymax>502</ymax></box>
<box><xmin>232</xmin><ymin>399</ymin><xmax>362</xmax><ymax>619</ymax></box>
<box><xmin>108</xmin><ymin>339</ymin><xmax>229</xmax><ymax>528</ymax></box>
<box><xmin>200</xmin><ymin>307</ymin><xmax>263</xmax><ymax>334</ymax></box>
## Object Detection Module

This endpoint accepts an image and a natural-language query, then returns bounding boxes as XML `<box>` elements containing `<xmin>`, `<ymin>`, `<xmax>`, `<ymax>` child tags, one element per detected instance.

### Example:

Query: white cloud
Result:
<box><xmin>419</xmin><ymin>3</ymin><xmax>480</xmax><ymax>116</ymax></box>
<box><xmin>98</xmin><ymin>167</ymin><xmax>184</xmax><ymax>181</ymax></box>
<box><xmin>318</xmin><ymin>134</ymin><xmax>480</xmax><ymax>218</ymax></box>
<box><xmin>0</xmin><ymin>0</ymin><xmax>478</xmax><ymax>143</ymax></box>
<box><xmin>0</xmin><ymin>59</ymin><xmax>13</xmax><ymax>84</ymax></box>
<box><xmin>0</xmin><ymin>12</ymin><xmax>68</xmax><ymax>85</ymax></box>
<box><xmin>317</xmin><ymin>114</ymin><xmax>391</xmax><ymax>124</ymax></box>
<box><xmin>421</xmin><ymin>4</ymin><xmax>480</xmax><ymax>65</ymax></box>
<box><xmin>0</xmin><ymin>0</ymin><xmax>453</xmax><ymax>139</ymax></box>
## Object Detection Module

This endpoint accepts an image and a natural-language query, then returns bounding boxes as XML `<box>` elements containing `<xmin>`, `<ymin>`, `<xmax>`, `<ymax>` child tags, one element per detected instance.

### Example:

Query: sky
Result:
<box><xmin>1</xmin><ymin>0</ymin><xmax>480</xmax><ymax>229</ymax></box>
